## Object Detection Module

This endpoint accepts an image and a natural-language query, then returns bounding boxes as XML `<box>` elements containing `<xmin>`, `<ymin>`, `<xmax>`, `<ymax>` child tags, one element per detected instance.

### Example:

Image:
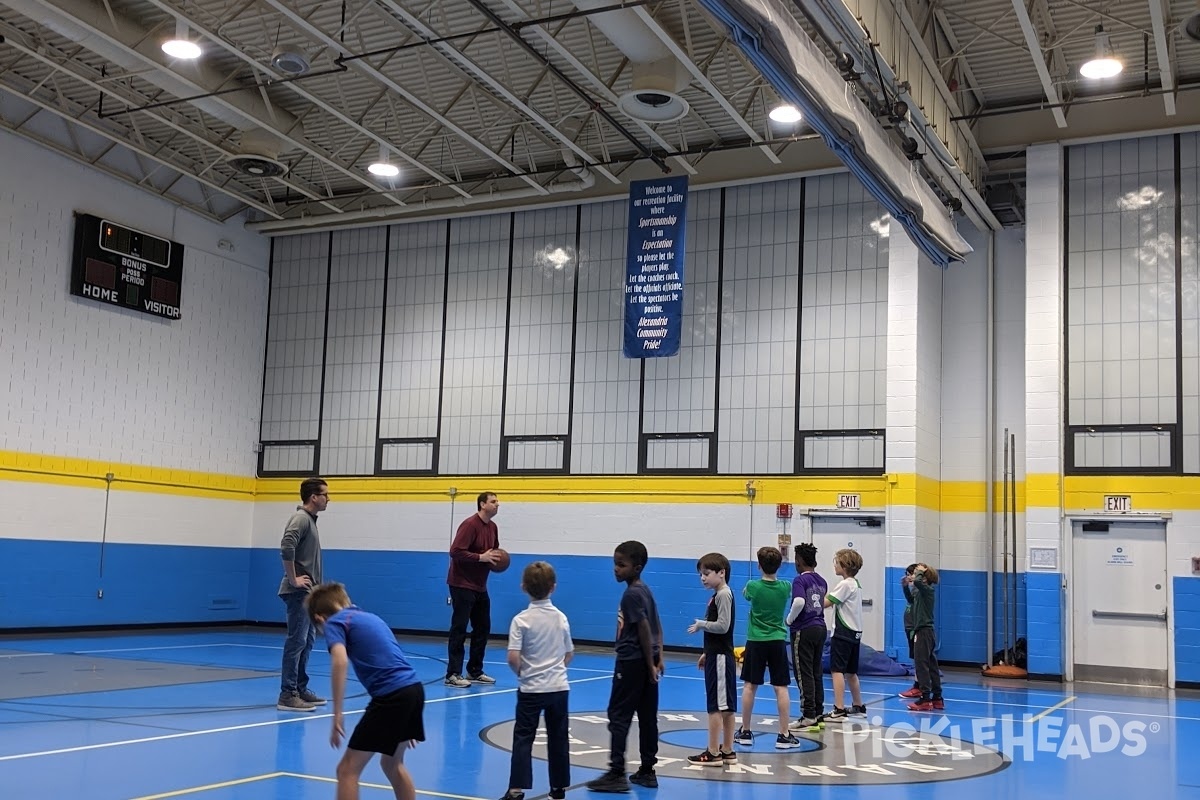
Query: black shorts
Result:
<box><xmin>348</xmin><ymin>682</ymin><xmax>425</xmax><ymax>755</ymax></box>
<box><xmin>704</xmin><ymin>651</ymin><xmax>737</xmax><ymax>713</ymax></box>
<box><xmin>739</xmin><ymin>640</ymin><xmax>790</xmax><ymax>687</ymax></box>
<box><xmin>829</xmin><ymin>635</ymin><xmax>860</xmax><ymax>675</ymax></box>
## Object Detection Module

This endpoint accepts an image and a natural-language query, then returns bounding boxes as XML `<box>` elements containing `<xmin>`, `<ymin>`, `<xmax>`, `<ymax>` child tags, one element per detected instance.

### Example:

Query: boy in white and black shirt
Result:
<box><xmin>822</xmin><ymin>548</ymin><xmax>866</xmax><ymax>722</ymax></box>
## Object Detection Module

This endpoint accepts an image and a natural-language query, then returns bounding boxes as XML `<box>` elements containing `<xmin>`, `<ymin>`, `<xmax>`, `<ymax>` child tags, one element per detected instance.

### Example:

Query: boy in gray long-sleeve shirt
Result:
<box><xmin>277</xmin><ymin>477</ymin><xmax>329</xmax><ymax>712</ymax></box>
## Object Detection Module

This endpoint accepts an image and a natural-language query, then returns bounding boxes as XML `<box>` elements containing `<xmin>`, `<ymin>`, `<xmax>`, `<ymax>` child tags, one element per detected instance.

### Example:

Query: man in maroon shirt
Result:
<box><xmin>445</xmin><ymin>491</ymin><xmax>501</xmax><ymax>688</ymax></box>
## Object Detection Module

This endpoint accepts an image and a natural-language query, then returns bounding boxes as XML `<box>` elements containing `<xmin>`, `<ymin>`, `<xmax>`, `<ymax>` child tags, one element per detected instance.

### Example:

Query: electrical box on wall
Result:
<box><xmin>1192</xmin><ymin>556</ymin><xmax>1200</xmax><ymax>573</ymax></box>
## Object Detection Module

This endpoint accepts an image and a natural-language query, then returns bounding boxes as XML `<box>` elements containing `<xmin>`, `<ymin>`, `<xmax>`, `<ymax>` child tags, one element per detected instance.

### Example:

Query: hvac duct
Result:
<box><xmin>569</xmin><ymin>0</ymin><xmax>690</xmax><ymax>122</ymax></box>
<box><xmin>695</xmin><ymin>0</ymin><xmax>972</xmax><ymax>264</ymax></box>
<box><xmin>6</xmin><ymin>0</ymin><xmax>300</xmax><ymax>136</ymax></box>
<box><xmin>246</xmin><ymin>156</ymin><xmax>596</xmax><ymax>234</ymax></box>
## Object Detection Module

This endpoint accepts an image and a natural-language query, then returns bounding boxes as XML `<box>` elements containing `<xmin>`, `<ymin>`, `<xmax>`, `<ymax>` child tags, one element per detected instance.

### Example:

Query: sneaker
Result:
<box><xmin>686</xmin><ymin>749</ymin><xmax>723</xmax><ymax>766</ymax></box>
<box><xmin>850</xmin><ymin>704</ymin><xmax>868</xmax><ymax>717</ymax></box>
<box><xmin>298</xmin><ymin>689</ymin><xmax>326</xmax><ymax>705</ymax></box>
<box><xmin>898</xmin><ymin>687</ymin><xmax>923</xmax><ymax>699</ymax></box>
<box><xmin>469</xmin><ymin>672</ymin><xmax>497</xmax><ymax>685</ymax></box>
<box><xmin>550</xmin><ymin>789</ymin><xmax>567</xmax><ymax>799</ymax></box>
<box><xmin>586</xmin><ymin>770</ymin><xmax>630</xmax><ymax>793</ymax></box>
<box><xmin>775</xmin><ymin>732</ymin><xmax>801</xmax><ymax>750</ymax></box>
<box><xmin>823</xmin><ymin>707</ymin><xmax>849</xmax><ymax>723</ymax></box>
<box><xmin>908</xmin><ymin>699</ymin><xmax>936</xmax><ymax>712</ymax></box>
<box><xmin>444</xmin><ymin>674</ymin><xmax>472</xmax><ymax>688</ymax></box>
<box><xmin>795</xmin><ymin>716</ymin><xmax>821</xmax><ymax>730</ymax></box>
<box><xmin>733</xmin><ymin>728</ymin><xmax>753</xmax><ymax>746</ymax></box>
<box><xmin>500</xmin><ymin>793</ymin><xmax>525</xmax><ymax>800</ymax></box>
<box><xmin>787</xmin><ymin>717</ymin><xmax>807</xmax><ymax>731</ymax></box>
<box><xmin>276</xmin><ymin>693</ymin><xmax>316</xmax><ymax>712</ymax></box>
<box><xmin>719</xmin><ymin>749</ymin><xmax>737</xmax><ymax>764</ymax></box>
<box><xmin>629</xmin><ymin>768</ymin><xmax>658</xmax><ymax>788</ymax></box>
<box><xmin>932</xmin><ymin>698</ymin><xmax>945</xmax><ymax>710</ymax></box>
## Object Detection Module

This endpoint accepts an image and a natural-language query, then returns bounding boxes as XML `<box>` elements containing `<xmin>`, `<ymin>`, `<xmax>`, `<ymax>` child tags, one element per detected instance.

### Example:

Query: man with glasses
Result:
<box><xmin>277</xmin><ymin>476</ymin><xmax>329</xmax><ymax>711</ymax></box>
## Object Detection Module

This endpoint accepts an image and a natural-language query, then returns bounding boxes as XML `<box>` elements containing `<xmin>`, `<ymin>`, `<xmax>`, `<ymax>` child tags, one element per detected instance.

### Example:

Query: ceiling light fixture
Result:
<box><xmin>368</xmin><ymin>145</ymin><xmax>400</xmax><ymax>178</ymax></box>
<box><xmin>162</xmin><ymin>20</ymin><xmax>202</xmax><ymax>60</ymax></box>
<box><xmin>1079</xmin><ymin>25</ymin><xmax>1122</xmax><ymax>79</ymax></box>
<box><xmin>769</xmin><ymin>103</ymin><xmax>802</xmax><ymax>123</ymax></box>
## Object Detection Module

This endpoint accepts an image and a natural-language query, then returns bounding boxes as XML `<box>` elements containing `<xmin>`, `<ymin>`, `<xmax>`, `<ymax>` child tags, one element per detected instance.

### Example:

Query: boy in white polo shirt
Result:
<box><xmin>501</xmin><ymin>562</ymin><xmax>574</xmax><ymax>800</ymax></box>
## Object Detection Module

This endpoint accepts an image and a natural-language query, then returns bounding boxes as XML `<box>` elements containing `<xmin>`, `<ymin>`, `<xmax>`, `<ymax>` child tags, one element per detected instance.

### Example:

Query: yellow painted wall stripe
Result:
<box><xmin>6</xmin><ymin>448</ymin><xmax>1200</xmax><ymax>512</ymax></box>
<box><xmin>0</xmin><ymin>449</ymin><xmax>255</xmax><ymax>499</ymax></box>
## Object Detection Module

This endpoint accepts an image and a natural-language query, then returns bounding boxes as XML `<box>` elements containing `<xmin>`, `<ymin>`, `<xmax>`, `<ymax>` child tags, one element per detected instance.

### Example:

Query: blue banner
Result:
<box><xmin>623</xmin><ymin>176</ymin><xmax>688</xmax><ymax>358</ymax></box>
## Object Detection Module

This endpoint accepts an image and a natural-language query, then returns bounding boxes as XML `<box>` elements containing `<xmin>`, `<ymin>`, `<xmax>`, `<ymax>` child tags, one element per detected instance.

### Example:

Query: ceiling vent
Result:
<box><xmin>617</xmin><ymin>58</ymin><xmax>690</xmax><ymax>123</ymax></box>
<box><xmin>1183</xmin><ymin>3</ymin><xmax>1200</xmax><ymax>42</ymax></box>
<box><xmin>227</xmin><ymin>129</ymin><xmax>288</xmax><ymax>178</ymax></box>
<box><xmin>271</xmin><ymin>47</ymin><xmax>311</xmax><ymax>76</ymax></box>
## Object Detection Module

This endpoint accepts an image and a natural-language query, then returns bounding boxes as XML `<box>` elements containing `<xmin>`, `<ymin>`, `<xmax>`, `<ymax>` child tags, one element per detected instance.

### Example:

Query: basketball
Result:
<box><xmin>490</xmin><ymin>548</ymin><xmax>510</xmax><ymax>573</ymax></box>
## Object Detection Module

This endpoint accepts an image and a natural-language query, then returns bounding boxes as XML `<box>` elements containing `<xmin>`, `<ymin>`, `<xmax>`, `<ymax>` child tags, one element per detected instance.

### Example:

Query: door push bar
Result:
<box><xmin>1091</xmin><ymin>609</ymin><xmax>1167</xmax><ymax>622</ymax></box>
<box><xmin>862</xmin><ymin>599</ymin><xmax>873</xmax><ymax>607</ymax></box>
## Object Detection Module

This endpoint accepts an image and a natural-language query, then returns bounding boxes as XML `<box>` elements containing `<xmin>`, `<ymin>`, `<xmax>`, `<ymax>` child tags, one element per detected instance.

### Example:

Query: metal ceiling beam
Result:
<box><xmin>0</xmin><ymin>25</ymin><xmax>331</xmax><ymax>213</ymax></box>
<box><xmin>14</xmin><ymin>0</ymin><xmax>372</xmax><ymax>207</ymax></box>
<box><xmin>259</xmin><ymin>0</ymin><xmax>548</xmax><ymax>195</ymax></box>
<box><xmin>1010</xmin><ymin>0</ymin><xmax>1068</xmax><ymax>128</ymax></box>
<box><xmin>1147</xmin><ymin>0</ymin><xmax>1176</xmax><ymax>116</ymax></box>
<box><xmin>931</xmin><ymin>7</ymin><xmax>986</xmax><ymax>110</ymax></box>
<box><xmin>0</xmin><ymin>81</ymin><xmax>278</xmax><ymax>218</ymax></box>
<box><xmin>138</xmin><ymin>0</ymin><xmax>466</xmax><ymax>201</ymax></box>
<box><xmin>630</xmin><ymin>5</ymin><xmax>781</xmax><ymax>165</ymax></box>
<box><xmin>374</xmin><ymin>0</ymin><xmax>621</xmax><ymax>185</ymax></box>
<box><xmin>491</xmin><ymin>0</ymin><xmax>697</xmax><ymax>175</ymax></box>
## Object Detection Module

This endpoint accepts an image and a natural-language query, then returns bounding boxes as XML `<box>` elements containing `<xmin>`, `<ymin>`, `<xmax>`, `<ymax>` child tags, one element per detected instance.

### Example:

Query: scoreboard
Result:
<box><xmin>70</xmin><ymin>213</ymin><xmax>184</xmax><ymax>320</ymax></box>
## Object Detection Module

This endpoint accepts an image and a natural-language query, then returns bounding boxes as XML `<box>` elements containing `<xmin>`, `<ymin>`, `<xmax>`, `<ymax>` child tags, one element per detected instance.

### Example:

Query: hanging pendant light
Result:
<box><xmin>1079</xmin><ymin>25</ymin><xmax>1122</xmax><ymax>79</ymax></box>
<box><xmin>162</xmin><ymin>19</ymin><xmax>202</xmax><ymax>60</ymax></box>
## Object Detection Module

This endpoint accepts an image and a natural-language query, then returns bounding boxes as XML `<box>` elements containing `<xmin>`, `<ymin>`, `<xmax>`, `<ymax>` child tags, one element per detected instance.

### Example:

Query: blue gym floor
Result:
<box><xmin>2</xmin><ymin>628</ymin><xmax>1199</xmax><ymax>799</ymax></box>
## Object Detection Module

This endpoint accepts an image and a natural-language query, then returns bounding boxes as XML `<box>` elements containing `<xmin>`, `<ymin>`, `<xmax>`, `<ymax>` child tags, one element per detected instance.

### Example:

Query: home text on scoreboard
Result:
<box><xmin>70</xmin><ymin>213</ymin><xmax>184</xmax><ymax>321</ymax></box>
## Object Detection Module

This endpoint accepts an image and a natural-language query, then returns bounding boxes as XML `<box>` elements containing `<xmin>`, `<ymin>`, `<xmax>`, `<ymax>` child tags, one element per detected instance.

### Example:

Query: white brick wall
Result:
<box><xmin>1024</xmin><ymin>143</ymin><xmax>1066</xmax><ymax>554</ymax></box>
<box><xmin>0</xmin><ymin>129</ymin><xmax>269</xmax><ymax>475</ymax></box>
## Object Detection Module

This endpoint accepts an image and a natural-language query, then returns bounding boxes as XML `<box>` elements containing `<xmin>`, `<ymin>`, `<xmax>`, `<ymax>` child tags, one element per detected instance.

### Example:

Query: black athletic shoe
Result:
<box><xmin>586</xmin><ymin>771</ymin><xmax>631</xmax><ymax>793</ymax></box>
<box><xmin>629</xmin><ymin>768</ymin><xmax>658</xmax><ymax>788</ymax></box>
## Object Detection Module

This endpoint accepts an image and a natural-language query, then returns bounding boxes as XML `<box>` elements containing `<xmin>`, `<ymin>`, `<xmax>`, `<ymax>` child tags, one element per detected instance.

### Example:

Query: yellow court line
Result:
<box><xmin>283</xmin><ymin>772</ymin><xmax>487</xmax><ymax>800</ymax></box>
<box><xmin>1029</xmin><ymin>695</ymin><xmax>1076</xmax><ymax>723</ymax></box>
<box><xmin>127</xmin><ymin>772</ymin><xmax>286</xmax><ymax>800</ymax></box>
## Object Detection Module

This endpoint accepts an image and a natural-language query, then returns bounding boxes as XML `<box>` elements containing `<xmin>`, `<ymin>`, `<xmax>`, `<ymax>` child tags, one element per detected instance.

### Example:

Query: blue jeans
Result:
<box><xmin>280</xmin><ymin>591</ymin><xmax>315</xmax><ymax>697</ymax></box>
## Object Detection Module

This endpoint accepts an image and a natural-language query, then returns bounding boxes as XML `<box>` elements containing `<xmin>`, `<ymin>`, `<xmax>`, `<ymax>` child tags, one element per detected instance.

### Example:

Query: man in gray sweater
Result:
<box><xmin>277</xmin><ymin>476</ymin><xmax>329</xmax><ymax>711</ymax></box>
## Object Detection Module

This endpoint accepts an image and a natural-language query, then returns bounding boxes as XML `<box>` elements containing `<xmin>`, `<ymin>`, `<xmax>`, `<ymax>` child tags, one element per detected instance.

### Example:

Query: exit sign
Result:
<box><xmin>838</xmin><ymin>493</ymin><xmax>861</xmax><ymax>510</ymax></box>
<box><xmin>1104</xmin><ymin>495</ymin><xmax>1132</xmax><ymax>512</ymax></box>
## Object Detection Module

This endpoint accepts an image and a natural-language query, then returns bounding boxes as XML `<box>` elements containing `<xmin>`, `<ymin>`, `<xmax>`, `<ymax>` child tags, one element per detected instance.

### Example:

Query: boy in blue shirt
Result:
<box><xmin>307</xmin><ymin>583</ymin><xmax>425</xmax><ymax>800</ymax></box>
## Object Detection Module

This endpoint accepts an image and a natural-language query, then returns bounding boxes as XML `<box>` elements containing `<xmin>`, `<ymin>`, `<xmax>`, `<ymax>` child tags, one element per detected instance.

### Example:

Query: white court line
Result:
<box><xmin>0</xmin><ymin>674</ymin><xmax>611</xmax><ymax>762</ymax></box>
<box><xmin>0</xmin><ymin>652</ymin><xmax>53</xmax><ymax>659</ymax></box>
<box><xmin>283</xmin><ymin>772</ymin><xmax>487</xmax><ymax>800</ymax></box>
<box><xmin>1029</xmin><ymin>696</ymin><xmax>1076</xmax><ymax>722</ymax></box>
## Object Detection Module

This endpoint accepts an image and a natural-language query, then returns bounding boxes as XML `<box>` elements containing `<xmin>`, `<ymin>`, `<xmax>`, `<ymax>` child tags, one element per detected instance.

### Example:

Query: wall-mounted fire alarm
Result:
<box><xmin>777</xmin><ymin>503</ymin><xmax>792</xmax><ymax>519</ymax></box>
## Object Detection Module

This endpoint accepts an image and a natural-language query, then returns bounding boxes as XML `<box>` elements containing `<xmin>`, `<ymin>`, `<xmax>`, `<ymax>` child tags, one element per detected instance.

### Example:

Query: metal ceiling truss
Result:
<box><xmin>0</xmin><ymin>22</ymin><xmax>310</xmax><ymax>215</ymax></box>
<box><xmin>259</xmin><ymin>0</ymin><xmax>556</xmax><ymax>195</ymax></box>
<box><xmin>0</xmin><ymin>67</ymin><xmax>268</xmax><ymax>220</ymax></box>
<box><xmin>490</xmin><ymin>0</ymin><xmax>699</xmax><ymax>175</ymax></box>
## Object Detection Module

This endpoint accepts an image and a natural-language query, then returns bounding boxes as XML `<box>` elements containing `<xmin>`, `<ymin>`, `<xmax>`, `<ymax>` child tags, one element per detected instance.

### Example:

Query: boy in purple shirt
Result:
<box><xmin>786</xmin><ymin>543</ymin><xmax>828</xmax><ymax>731</ymax></box>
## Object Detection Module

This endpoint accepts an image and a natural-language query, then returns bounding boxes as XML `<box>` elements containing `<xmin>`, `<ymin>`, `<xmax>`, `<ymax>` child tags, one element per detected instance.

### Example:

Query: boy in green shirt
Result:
<box><xmin>734</xmin><ymin>547</ymin><xmax>800</xmax><ymax>750</ymax></box>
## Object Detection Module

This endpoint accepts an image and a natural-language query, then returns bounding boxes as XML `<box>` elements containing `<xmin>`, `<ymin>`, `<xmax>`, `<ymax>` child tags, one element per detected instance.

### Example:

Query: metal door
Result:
<box><xmin>810</xmin><ymin>515</ymin><xmax>885</xmax><ymax>651</ymax></box>
<box><xmin>1071</xmin><ymin>519</ymin><xmax>1168</xmax><ymax>685</ymax></box>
